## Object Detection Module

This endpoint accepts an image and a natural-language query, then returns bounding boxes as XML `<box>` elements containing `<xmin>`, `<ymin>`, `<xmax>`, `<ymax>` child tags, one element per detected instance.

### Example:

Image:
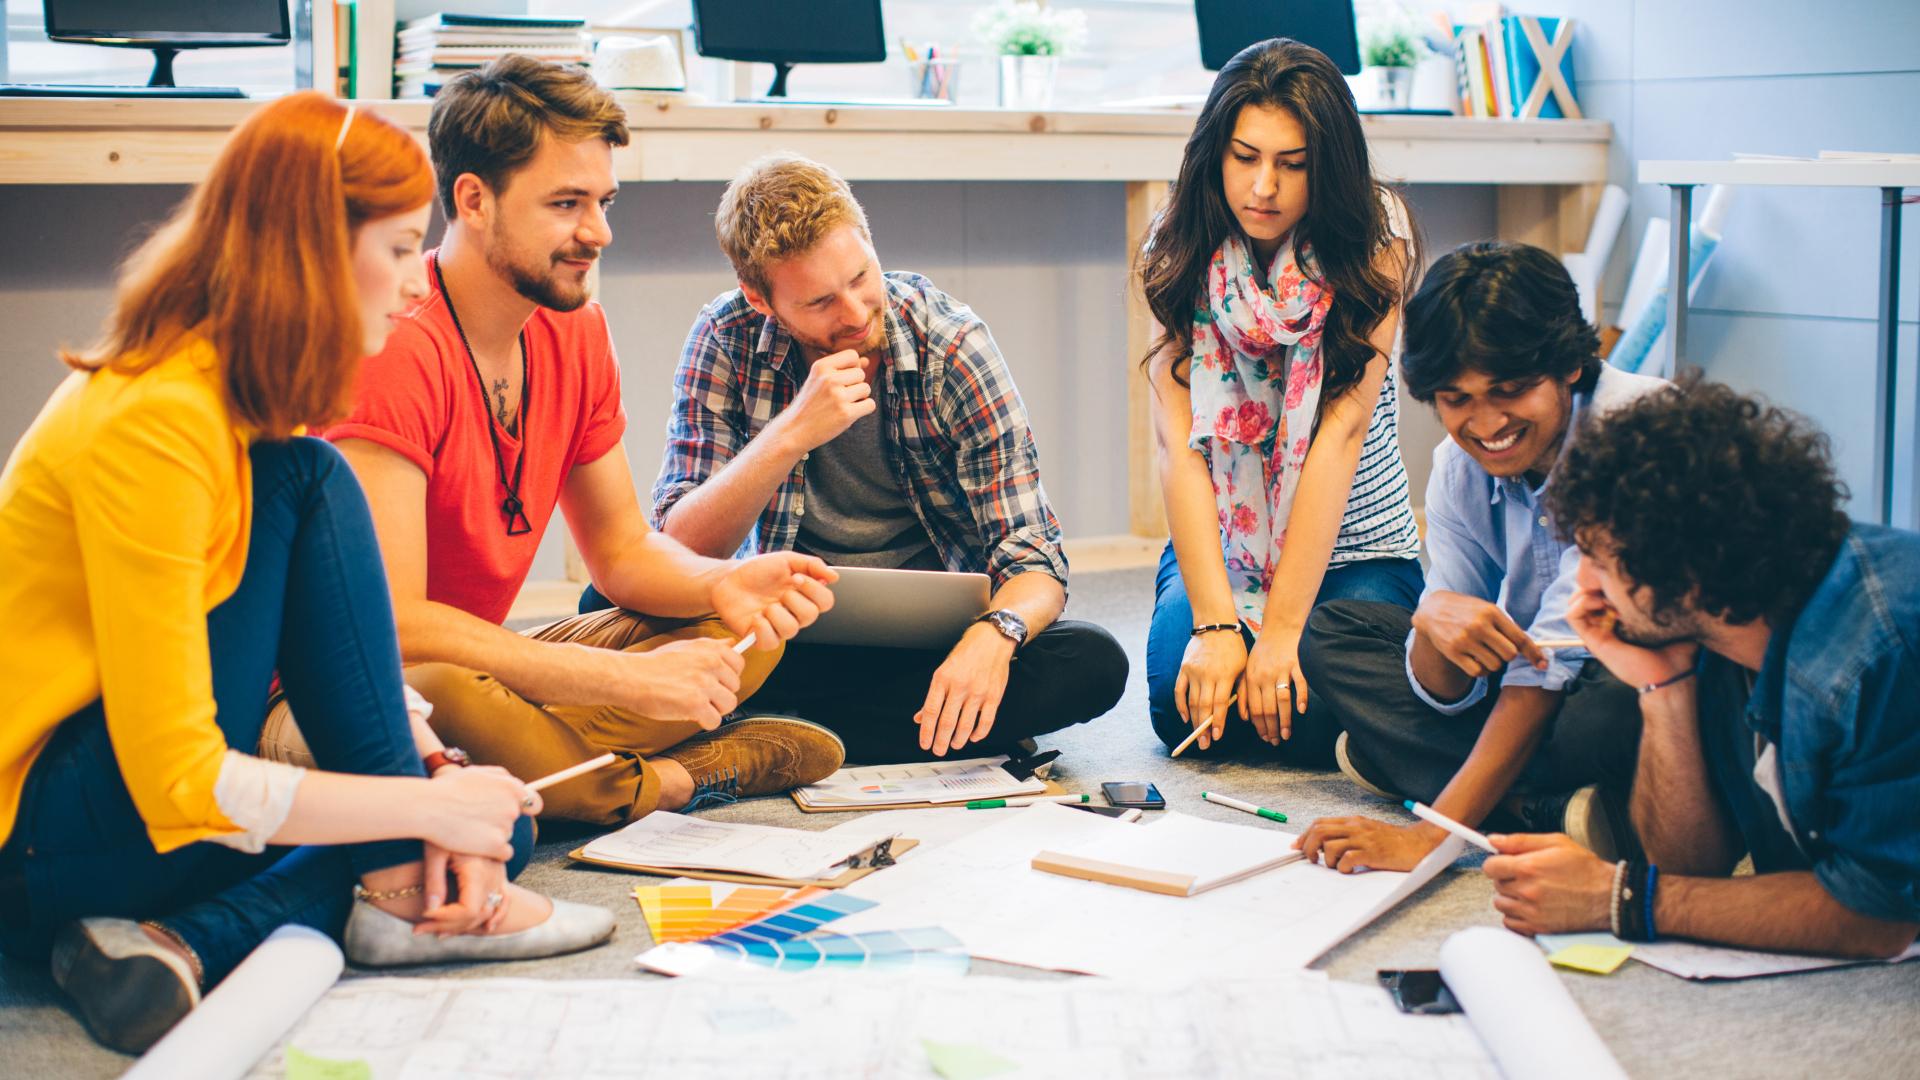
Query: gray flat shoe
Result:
<box><xmin>344</xmin><ymin>896</ymin><xmax>615</xmax><ymax>968</ymax></box>
<box><xmin>50</xmin><ymin>918</ymin><xmax>202</xmax><ymax>1055</ymax></box>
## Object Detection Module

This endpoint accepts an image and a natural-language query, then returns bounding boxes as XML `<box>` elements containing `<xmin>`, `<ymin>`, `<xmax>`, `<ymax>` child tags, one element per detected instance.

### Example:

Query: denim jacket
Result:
<box><xmin>1699</xmin><ymin>523</ymin><xmax>1920</xmax><ymax>923</ymax></box>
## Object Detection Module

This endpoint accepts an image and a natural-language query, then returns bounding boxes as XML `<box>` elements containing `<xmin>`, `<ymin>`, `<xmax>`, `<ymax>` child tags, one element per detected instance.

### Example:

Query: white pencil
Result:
<box><xmin>527</xmin><ymin>752</ymin><xmax>619</xmax><ymax>793</ymax></box>
<box><xmin>1532</xmin><ymin>637</ymin><xmax>1585</xmax><ymax>650</ymax></box>
<box><xmin>1403</xmin><ymin>800</ymin><xmax>1498</xmax><ymax>853</ymax></box>
<box><xmin>734</xmin><ymin>632</ymin><xmax>757</xmax><ymax>653</ymax></box>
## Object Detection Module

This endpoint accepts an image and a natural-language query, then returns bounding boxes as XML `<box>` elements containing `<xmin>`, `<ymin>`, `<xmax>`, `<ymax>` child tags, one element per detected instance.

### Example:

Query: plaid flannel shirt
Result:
<box><xmin>652</xmin><ymin>271</ymin><xmax>1069</xmax><ymax>591</ymax></box>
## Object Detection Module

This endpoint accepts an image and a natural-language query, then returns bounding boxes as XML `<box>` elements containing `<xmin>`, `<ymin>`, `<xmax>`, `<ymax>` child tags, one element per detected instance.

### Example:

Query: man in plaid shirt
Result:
<box><xmin>586</xmin><ymin>153</ymin><xmax>1125</xmax><ymax>761</ymax></box>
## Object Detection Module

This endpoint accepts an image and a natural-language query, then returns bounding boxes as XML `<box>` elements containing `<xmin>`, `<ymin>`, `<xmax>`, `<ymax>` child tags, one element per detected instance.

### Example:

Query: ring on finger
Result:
<box><xmin>484</xmin><ymin>890</ymin><xmax>505</xmax><ymax>910</ymax></box>
<box><xmin>520</xmin><ymin>795</ymin><xmax>536</xmax><ymax>811</ymax></box>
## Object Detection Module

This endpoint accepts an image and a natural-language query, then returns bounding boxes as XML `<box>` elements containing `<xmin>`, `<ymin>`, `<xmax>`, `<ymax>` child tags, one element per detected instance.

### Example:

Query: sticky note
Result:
<box><xmin>1548</xmin><ymin>942</ymin><xmax>1634</xmax><ymax>975</ymax></box>
<box><xmin>921</xmin><ymin>1039</ymin><xmax>1018</xmax><ymax>1080</ymax></box>
<box><xmin>285</xmin><ymin>1046</ymin><xmax>373</xmax><ymax>1080</ymax></box>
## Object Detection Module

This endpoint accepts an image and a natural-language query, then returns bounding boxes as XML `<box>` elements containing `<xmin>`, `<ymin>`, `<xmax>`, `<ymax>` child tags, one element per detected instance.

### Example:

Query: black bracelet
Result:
<box><xmin>1639</xmin><ymin>668</ymin><xmax>1697</xmax><ymax>697</ymax></box>
<box><xmin>1191</xmin><ymin>623</ymin><xmax>1240</xmax><ymax>636</ymax></box>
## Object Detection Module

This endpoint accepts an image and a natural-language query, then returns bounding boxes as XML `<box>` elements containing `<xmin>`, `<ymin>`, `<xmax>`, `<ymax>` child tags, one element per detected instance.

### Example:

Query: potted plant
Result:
<box><xmin>973</xmin><ymin>1</ymin><xmax>1087</xmax><ymax>110</ymax></box>
<box><xmin>1363</xmin><ymin>26</ymin><xmax>1421</xmax><ymax>110</ymax></box>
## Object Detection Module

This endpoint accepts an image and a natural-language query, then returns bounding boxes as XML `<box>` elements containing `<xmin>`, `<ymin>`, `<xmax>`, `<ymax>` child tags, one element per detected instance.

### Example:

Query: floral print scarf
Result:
<box><xmin>1187</xmin><ymin>231</ymin><xmax>1333</xmax><ymax>632</ymax></box>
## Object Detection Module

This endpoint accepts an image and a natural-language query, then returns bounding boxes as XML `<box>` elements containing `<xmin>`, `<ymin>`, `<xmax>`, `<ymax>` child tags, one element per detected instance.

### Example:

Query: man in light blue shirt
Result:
<box><xmin>1295</xmin><ymin>243</ymin><xmax>1664</xmax><ymax>873</ymax></box>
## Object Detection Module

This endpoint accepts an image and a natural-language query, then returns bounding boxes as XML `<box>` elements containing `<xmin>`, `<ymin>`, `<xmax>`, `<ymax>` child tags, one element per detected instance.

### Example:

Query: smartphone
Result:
<box><xmin>1101</xmin><ymin>781</ymin><xmax>1166</xmax><ymax>810</ymax></box>
<box><xmin>1377</xmin><ymin>969</ymin><xmax>1461</xmax><ymax>1015</ymax></box>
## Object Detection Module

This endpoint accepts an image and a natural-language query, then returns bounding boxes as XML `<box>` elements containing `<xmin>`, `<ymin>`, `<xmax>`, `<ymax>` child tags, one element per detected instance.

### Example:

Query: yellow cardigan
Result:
<box><xmin>0</xmin><ymin>337</ymin><xmax>251</xmax><ymax>852</ymax></box>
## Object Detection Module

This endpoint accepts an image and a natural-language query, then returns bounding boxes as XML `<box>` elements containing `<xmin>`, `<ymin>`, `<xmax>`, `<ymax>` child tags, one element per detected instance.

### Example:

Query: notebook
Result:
<box><xmin>792</xmin><ymin>755</ymin><xmax>1049</xmax><ymax>812</ymax></box>
<box><xmin>575</xmin><ymin>813</ymin><xmax>891</xmax><ymax>882</ymax></box>
<box><xmin>1031</xmin><ymin>811</ymin><xmax>1303</xmax><ymax>896</ymax></box>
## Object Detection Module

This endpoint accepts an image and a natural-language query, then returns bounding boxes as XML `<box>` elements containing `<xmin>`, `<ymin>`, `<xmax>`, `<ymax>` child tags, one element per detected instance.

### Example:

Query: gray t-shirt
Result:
<box><xmin>795</xmin><ymin>397</ymin><xmax>939</xmax><ymax>569</ymax></box>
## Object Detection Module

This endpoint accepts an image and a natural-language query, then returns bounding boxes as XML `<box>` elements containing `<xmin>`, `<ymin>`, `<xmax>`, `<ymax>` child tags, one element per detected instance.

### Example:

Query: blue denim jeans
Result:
<box><xmin>0</xmin><ymin>438</ymin><xmax>531</xmax><ymax>986</ymax></box>
<box><xmin>1145</xmin><ymin>541</ymin><xmax>1424</xmax><ymax>764</ymax></box>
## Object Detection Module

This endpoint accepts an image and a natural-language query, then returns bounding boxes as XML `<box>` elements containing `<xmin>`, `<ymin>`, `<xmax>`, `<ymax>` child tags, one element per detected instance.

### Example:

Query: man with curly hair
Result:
<box><xmin>1294</xmin><ymin>242</ymin><xmax>1665</xmax><ymax>873</ymax></box>
<box><xmin>1481</xmin><ymin>380</ymin><xmax>1919</xmax><ymax>958</ymax></box>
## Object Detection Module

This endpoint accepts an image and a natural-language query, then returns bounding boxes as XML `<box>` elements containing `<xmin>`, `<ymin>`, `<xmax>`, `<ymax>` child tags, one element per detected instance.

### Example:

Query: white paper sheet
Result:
<box><xmin>1538</xmin><ymin>931</ymin><xmax>1920</xmax><ymax>980</ymax></box>
<box><xmin>832</xmin><ymin>803</ymin><xmax>1463</xmax><ymax>978</ymax></box>
<box><xmin>1441</xmin><ymin>927</ymin><xmax>1628</xmax><ymax>1080</ymax></box>
<box><xmin>127</xmin><ymin>925</ymin><xmax>343</xmax><ymax>1080</ymax></box>
<box><xmin>246</xmin><ymin>971</ymin><xmax>1498</xmax><ymax>1079</ymax></box>
<box><xmin>579</xmin><ymin>813</ymin><xmax>883</xmax><ymax>880</ymax></box>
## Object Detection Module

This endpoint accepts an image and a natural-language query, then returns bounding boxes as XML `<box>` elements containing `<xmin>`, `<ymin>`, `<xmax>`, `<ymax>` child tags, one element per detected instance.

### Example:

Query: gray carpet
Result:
<box><xmin>3</xmin><ymin>566</ymin><xmax>1915</xmax><ymax>1078</ymax></box>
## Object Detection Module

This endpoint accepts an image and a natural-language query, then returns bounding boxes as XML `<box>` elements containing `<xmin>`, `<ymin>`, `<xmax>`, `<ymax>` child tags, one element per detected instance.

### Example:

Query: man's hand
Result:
<box><xmin>1240</xmin><ymin>626</ymin><xmax>1308</xmax><ymax>746</ymax></box>
<box><xmin>768</xmin><ymin>350</ymin><xmax>875</xmax><ymax>455</ymax></box>
<box><xmin>916</xmin><ymin>623</ymin><xmax>1016</xmax><ymax>757</ymax></box>
<box><xmin>1294</xmin><ymin>816</ymin><xmax>1448</xmax><ymax>873</ymax></box>
<box><xmin>1482</xmin><ymin>832</ymin><xmax>1615</xmax><ymax>934</ymax></box>
<box><xmin>709</xmin><ymin>552</ymin><xmax>839</xmax><ymax>647</ymax></box>
<box><xmin>1567</xmin><ymin>584</ymin><xmax>1698</xmax><ymax>690</ymax></box>
<box><xmin>1175</xmin><ymin>630</ymin><xmax>1248</xmax><ymax>750</ymax></box>
<box><xmin>611</xmin><ymin>638</ymin><xmax>745</xmax><ymax>729</ymax></box>
<box><xmin>1412</xmin><ymin>590</ymin><xmax>1549</xmax><ymax>679</ymax></box>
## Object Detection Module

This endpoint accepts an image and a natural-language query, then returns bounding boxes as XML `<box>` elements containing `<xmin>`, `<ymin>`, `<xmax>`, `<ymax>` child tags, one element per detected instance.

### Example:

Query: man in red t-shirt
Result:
<box><xmin>277</xmin><ymin>57</ymin><xmax>846</xmax><ymax>826</ymax></box>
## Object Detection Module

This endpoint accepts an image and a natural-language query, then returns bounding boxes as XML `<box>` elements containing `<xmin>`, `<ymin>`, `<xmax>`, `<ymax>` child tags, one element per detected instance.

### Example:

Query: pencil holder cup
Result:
<box><xmin>908</xmin><ymin>59</ymin><xmax>962</xmax><ymax>103</ymax></box>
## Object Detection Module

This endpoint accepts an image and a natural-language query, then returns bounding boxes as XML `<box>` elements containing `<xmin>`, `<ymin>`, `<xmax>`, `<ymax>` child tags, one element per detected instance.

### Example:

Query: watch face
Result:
<box><xmin>442</xmin><ymin>747</ymin><xmax>471</xmax><ymax>767</ymax></box>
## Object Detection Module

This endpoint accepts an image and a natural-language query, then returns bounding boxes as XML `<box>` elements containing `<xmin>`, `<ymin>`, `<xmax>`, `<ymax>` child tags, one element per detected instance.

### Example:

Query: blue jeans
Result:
<box><xmin>1146</xmin><ymin>541</ymin><xmax>1423</xmax><ymax>764</ymax></box>
<box><xmin>0</xmin><ymin>438</ymin><xmax>531</xmax><ymax>986</ymax></box>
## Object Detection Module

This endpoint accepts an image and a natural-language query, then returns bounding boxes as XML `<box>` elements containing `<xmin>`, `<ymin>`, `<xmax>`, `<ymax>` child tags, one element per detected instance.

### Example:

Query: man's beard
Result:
<box><xmin>796</xmin><ymin>311</ymin><xmax>884</xmax><ymax>359</ymax></box>
<box><xmin>1611</xmin><ymin>606</ymin><xmax>1697</xmax><ymax>649</ymax></box>
<box><xmin>490</xmin><ymin>237</ymin><xmax>594</xmax><ymax>312</ymax></box>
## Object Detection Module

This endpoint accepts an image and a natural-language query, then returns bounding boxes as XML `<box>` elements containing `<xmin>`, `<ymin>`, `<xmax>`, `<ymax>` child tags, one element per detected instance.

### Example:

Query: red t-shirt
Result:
<box><xmin>327</xmin><ymin>252</ymin><xmax>626</xmax><ymax>626</ymax></box>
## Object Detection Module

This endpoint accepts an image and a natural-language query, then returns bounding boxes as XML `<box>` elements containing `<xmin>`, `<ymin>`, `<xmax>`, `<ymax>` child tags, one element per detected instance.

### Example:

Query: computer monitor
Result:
<box><xmin>43</xmin><ymin>0</ymin><xmax>290</xmax><ymax>91</ymax></box>
<box><xmin>690</xmin><ymin>0</ymin><xmax>886</xmax><ymax>98</ymax></box>
<box><xmin>1195</xmin><ymin>0</ymin><xmax>1360</xmax><ymax>75</ymax></box>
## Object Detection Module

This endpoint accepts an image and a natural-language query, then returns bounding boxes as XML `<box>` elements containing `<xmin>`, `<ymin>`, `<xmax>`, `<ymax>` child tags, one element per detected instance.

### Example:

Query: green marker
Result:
<box><xmin>965</xmin><ymin>794</ymin><xmax>1091</xmax><ymax>810</ymax></box>
<box><xmin>1202</xmin><ymin>791</ymin><xmax>1288</xmax><ymax>823</ymax></box>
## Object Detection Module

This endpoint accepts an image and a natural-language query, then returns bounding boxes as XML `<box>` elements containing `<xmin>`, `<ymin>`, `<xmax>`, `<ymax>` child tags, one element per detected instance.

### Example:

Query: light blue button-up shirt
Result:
<box><xmin>1404</xmin><ymin>364</ymin><xmax>1667</xmax><ymax>713</ymax></box>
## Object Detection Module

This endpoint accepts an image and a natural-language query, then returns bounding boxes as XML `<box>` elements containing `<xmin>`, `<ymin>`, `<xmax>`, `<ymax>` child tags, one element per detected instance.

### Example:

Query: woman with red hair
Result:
<box><xmin>0</xmin><ymin>91</ymin><xmax>610</xmax><ymax>1055</ymax></box>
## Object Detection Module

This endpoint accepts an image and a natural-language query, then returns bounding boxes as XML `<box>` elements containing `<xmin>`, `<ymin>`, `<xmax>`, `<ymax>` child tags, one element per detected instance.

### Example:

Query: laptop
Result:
<box><xmin>795</xmin><ymin>566</ymin><xmax>991</xmax><ymax>650</ymax></box>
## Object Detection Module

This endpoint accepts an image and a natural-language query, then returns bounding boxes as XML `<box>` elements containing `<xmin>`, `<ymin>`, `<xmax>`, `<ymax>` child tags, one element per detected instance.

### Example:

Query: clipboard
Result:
<box><xmin>566</xmin><ymin>836</ymin><xmax>919</xmax><ymax>889</ymax></box>
<box><xmin>791</xmin><ymin>776</ymin><xmax>1067</xmax><ymax>810</ymax></box>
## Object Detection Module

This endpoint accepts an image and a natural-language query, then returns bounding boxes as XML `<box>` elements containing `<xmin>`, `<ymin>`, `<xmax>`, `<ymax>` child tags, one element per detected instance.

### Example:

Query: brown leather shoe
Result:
<box><xmin>658</xmin><ymin>715</ymin><xmax>846</xmax><ymax>810</ymax></box>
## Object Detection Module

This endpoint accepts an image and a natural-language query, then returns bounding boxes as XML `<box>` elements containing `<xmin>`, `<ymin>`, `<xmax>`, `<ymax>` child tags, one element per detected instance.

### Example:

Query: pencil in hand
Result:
<box><xmin>1171</xmin><ymin>692</ymin><xmax>1239</xmax><ymax>759</ymax></box>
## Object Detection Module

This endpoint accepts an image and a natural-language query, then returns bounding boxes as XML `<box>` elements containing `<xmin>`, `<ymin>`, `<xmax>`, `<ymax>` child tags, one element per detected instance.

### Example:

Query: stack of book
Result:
<box><xmin>395</xmin><ymin>12</ymin><xmax>591</xmax><ymax>99</ymax></box>
<box><xmin>1450</xmin><ymin>7</ymin><xmax>1577</xmax><ymax>118</ymax></box>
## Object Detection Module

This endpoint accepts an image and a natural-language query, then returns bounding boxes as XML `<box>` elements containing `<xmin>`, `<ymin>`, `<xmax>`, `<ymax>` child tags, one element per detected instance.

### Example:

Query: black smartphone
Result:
<box><xmin>1101</xmin><ymin>781</ymin><xmax>1166</xmax><ymax>810</ymax></box>
<box><xmin>1377</xmin><ymin>969</ymin><xmax>1461</xmax><ymax>1015</ymax></box>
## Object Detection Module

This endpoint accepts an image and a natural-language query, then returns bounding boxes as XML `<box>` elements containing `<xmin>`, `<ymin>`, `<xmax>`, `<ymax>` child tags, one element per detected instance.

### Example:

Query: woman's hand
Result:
<box><xmin>415</xmin><ymin>765</ymin><xmax>537</xmax><ymax>862</ymax></box>
<box><xmin>1175</xmin><ymin>630</ymin><xmax>1248</xmax><ymax>750</ymax></box>
<box><xmin>415</xmin><ymin>845</ymin><xmax>512</xmax><ymax>937</ymax></box>
<box><xmin>1240</xmin><ymin>625</ymin><xmax>1308</xmax><ymax>745</ymax></box>
<box><xmin>1294</xmin><ymin>816</ymin><xmax>1449</xmax><ymax>873</ymax></box>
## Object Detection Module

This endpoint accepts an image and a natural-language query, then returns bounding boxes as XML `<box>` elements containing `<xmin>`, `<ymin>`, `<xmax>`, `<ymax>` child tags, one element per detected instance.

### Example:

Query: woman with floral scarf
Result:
<box><xmin>1137</xmin><ymin>38</ymin><xmax>1424</xmax><ymax>761</ymax></box>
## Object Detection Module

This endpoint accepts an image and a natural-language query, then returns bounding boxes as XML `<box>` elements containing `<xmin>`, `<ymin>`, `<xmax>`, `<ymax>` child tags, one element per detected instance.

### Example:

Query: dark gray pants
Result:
<box><xmin>1300</xmin><ymin>600</ymin><xmax>1642</xmax><ymax>808</ymax></box>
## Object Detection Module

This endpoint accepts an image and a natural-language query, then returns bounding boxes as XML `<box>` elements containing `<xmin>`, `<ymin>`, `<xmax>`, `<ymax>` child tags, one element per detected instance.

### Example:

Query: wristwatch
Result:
<box><xmin>974</xmin><ymin>609</ymin><xmax>1029</xmax><ymax>651</ymax></box>
<box><xmin>423</xmin><ymin>747</ymin><xmax>471</xmax><ymax>775</ymax></box>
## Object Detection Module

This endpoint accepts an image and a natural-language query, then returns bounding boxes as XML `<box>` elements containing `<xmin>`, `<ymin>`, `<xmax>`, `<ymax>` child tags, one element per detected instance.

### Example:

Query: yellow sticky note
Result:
<box><xmin>285</xmin><ymin>1046</ymin><xmax>373</xmax><ymax>1080</ymax></box>
<box><xmin>1548</xmin><ymin>942</ymin><xmax>1633</xmax><ymax>975</ymax></box>
<box><xmin>921</xmin><ymin>1039</ymin><xmax>1018</xmax><ymax>1080</ymax></box>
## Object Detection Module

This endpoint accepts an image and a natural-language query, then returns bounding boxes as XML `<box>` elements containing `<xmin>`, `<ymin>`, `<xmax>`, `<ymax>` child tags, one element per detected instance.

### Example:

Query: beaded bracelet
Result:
<box><xmin>1608</xmin><ymin>859</ymin><xmax>1628</xmax><ymax>938</ymax></box>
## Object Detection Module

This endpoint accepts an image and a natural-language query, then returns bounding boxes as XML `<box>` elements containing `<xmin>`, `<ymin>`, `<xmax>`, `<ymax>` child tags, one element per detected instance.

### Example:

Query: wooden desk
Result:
<box><xmin>0</xmin><ymin>96</ymin><xmax>1612</xmax><ymax>539</ymax></box>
